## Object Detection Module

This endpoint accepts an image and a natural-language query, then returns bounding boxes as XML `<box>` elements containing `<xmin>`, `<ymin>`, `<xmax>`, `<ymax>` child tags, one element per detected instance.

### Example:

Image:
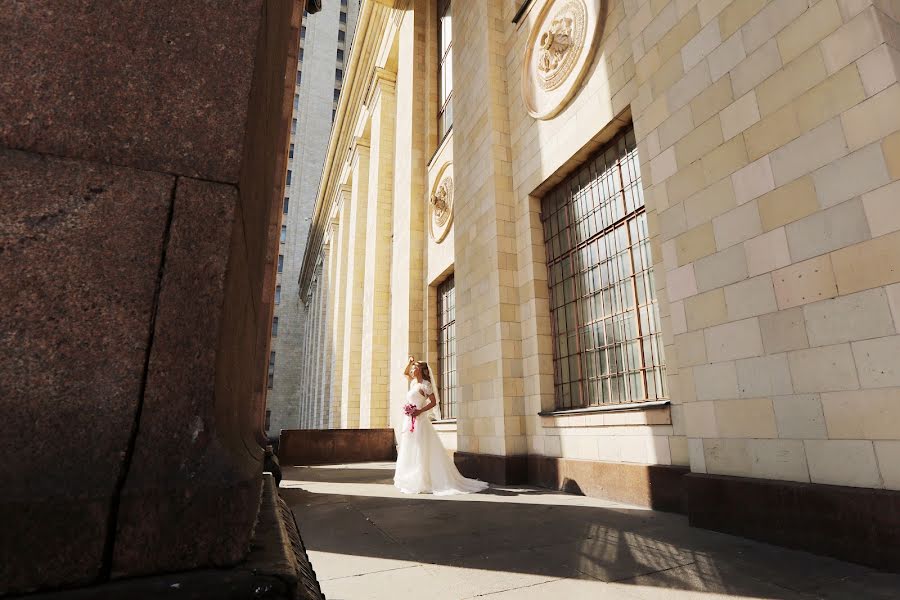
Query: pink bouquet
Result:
<box><xmin>403</xmin><ymin>403</ymin><xmax>418</xmax><ymax>432</ymax></box>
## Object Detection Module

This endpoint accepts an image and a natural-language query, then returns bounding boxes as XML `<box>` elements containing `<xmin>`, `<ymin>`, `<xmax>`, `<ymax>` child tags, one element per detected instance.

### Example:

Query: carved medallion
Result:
<box><xmin>429</xmin><ymin>163</ymin><xmax>454</xmax><ymax>243</ymax></box>
<box><xmin>522</xmin><ymin>0</ymin><xmax>604</xmax><ymax>120</ymax></box>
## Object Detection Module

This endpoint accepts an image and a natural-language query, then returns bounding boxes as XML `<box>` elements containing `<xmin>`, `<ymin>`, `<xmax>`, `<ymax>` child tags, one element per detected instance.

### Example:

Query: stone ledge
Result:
<box><xmin>278</xmin><ymin>428</ymin><xmax>397</xmax><ymax>466</ymax></box>
<box><xmin>686</xmin><ymin>472</ymin><xmax>900</xmax><ymax>571</ymax></box>
<box><xmin>529</xmin><ymin>456</ymin><xmax>688</xmax><ymax>513</ymax></box>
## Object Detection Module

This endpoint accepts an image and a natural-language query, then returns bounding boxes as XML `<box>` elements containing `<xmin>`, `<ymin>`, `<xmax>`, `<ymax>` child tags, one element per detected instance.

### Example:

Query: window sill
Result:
<box><xmin>427</xmin><ymin>128</ymin><xmax>453</xmax><ymax>169</ymax></box>
<box><xmin>539</xmin><ymin>400</ymin><xmax>671</xmax><ymax>428</ymax></box>
<box><xmin>431</xmin><ymin>418</ymin><xmax>457</xmax><ymax>425</ymax></box>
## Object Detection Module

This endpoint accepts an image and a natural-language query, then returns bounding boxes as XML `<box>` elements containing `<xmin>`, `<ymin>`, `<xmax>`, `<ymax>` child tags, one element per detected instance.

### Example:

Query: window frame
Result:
<box><xmin>437</xmin><ymin>0</ymin><xmax>453</xmax><ymax>140</ymax></box>
<box><xmin>436</xmin><ymin>274</ymin><xmax>458</xmax><ymax>420</ymax></box>
<box><xmin>540</xmin><ymin>127</ymin><xmax>666</xmax><ymax>412</ymax></box>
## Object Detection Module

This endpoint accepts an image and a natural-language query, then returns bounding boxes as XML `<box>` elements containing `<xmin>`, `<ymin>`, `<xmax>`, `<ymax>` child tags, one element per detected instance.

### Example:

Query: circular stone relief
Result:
<box><xmin>429</xmin><ymin>163</ymin><xmax>454</xmax><ymax>243</ymax></box>
<box><xmin>522</xmin><ymin>0</ymin><xmax>604</xmax><ymax>120</ymax></box>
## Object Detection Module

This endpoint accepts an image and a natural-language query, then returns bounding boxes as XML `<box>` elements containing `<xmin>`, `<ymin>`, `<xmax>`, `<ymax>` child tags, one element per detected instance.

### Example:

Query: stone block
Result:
<box><xmin>743</xmin><ymin>104</ymin><xmax>801</xmax><ymax>162</ymax></box>
<box><xmin>773</xmin><ymin>394</ymin><xmax>827</xmax><ymax>439</ymax></box>
<box><xmin>703</xmin><ymin>438</ymin><xmax>751</xmax><ymax>476</ymax></box>
<box><xmin>821</xmin><ymin>6</ymin><xmax>888</xmax><ymax>74</ymax></box>
<box><xmin>675</xmin><ymin>115</ymin><xmax>724</xmax><ymax>168</ymax></box>
<box><xmin>748</xmin><ymin>439</ymin><xmax>810</xmax><ymax>482</ymax></box>
<box><xmin>676</xmin><ymin>222</ymin><xmax>718</xmax><ymax>265</ymax></box>
<box><xmin>889</xmin><ymin>282</ymin><xmax>900</xmax><ymax>329</ymax></box>
<box><xmin>812</xmin><ymin>142</ymin><xmax>890</xmax><ymax>209</ymax></box>
<box><xmin>745</xmin><ymin>227</ymin><xmax>791</xmax><ymax>277</ymax></box>
<box><xmin>803</xmin><ymin>288</ymin><xmax>895</xmax><ymax>347</ymax></box>
<box><xmin>841</xmin><ymin>83</ymin><xmax>900</xmax><ymax>151</ymax></box>
<box><xmin>660</xmin><ymin>202</ymin><xmax>689</xmax><ymax>241</ymax></box>
<box><xmin>718</xmin><ymin>0</ymin><xmax>767</xmax><ymax>40</ymax></box>
<box><xmin>852</xmin><ymin>335</ymin><xmax>900</xmax><ymax>388</ymax></box>
<box><xmin>682</xmin><ymin>18</ymin><xmax>722</xmax><ymax>71</ymax></box>
<box><xmin>831</xmin><ymin>230</ymin><xmax>900</xmax><ymax>294</ymax></box>
<box><xmin>703</xmin><ymin>135</ymin><xmax>751</xmax><ymax>183</ymax></box>
<box><xmin>716</xmin><ymin>398</ymin><xmax>778</xmax><ymax>438</ymax></box>
<box><xmin>785</xmin><ymin>197</ymin><xmax>871</xmax><ymax>263</ymax></box>
<box><xmin>651</xmin><ymin>146</ymin><xmax>678</xmax><ymax>185</ymax></box>
<box><xmin>0</xmin><ymin>1</ymin><xmax>263</xmax><ymax>182</ymax></box>
<box><xmin>731</xmin><ymin>38</ymin><xmax>783</xmax><ymax>99</ymax></box>
<box><xmin>705</xmin><ymin>317</ymin><xmax>764</xmax><ymax>361</ymax></box>
<box><xmin>770</xmin><ymin>118</ymin><xmax>849</xmax><ymax>187</ymax></box>
<box><xmin>875</xmin><ymin>441</ymin><xmax>900</xmax><ymax>490</ymax></box>
<box><xmin>760</xmin><ymin>307</ymin><xmax>810</xmax><ymax>354</ymax></box>
<box><xmin>675</xmin><ymin>330</ymin><xmax>708</xmax><ymax>366</ymax></box>
<box><xmin>804</xmin><ymin>440</ymin><xmax>882</xmax><ymax>487</ymax></box>
<box><xmin>667</xmin><ymin>160</ymin><xmax>708</xmax><ymax>206</ymax></box>
<box><xmin>822</xmin><ymin>388</ymin><xmax>900</xmax><ymax>439</ymax></box>
<box><xmin>741</xmin><ymin>0</ymin><xmax>810</xmax><ymax>54</ymax></box>
<box><xmin>694</xmin><ymin>361</ymin><xmax>739</xmax><ymax>401</ymax></box>
<box><xmin>688</xmin><ymin>436</ymin><xmax>707</xmax><ymax>472</ymax></box>
<box><xmin>788</xmin><ymin>343</ymin><xmax>860</xmax><ymax>393</ymax></box>
<box><xmin>756</xmin><ymin>46</ymin><xmax>828</xmax><ymax>117</ymax></box>
<box><xmin>690</xmin><ymin>74</ymin><xmax>735</xmax><ymax>124</ymax></box>
<box><xmin>713</xmin><ymin>198</ymin><xmax>761</xmax><ymax>250</ymax></box>
<box><xmin>857</xmin><ymin>43</ymin><xmax>900</xmax><ymax>97</ymax></box>
<box><xmin>724</xmin><ymin>273</ymin><xmax>777</xmax><ymax>321</ymax></box>
<box><xmin>666</xmin><ymin>263</ymin><xmax>699</xmax><ymax>302</ymax></box>
<box><xmin>757</xmin><ymin>176</ymin><xmax>819</xmax><ymax>232</ymax></box>
<box><xmin>774</xmin><ymin>255</ymin><xmax>839</xmax><ymax>309</ymax></box>
<box><xmin>708</xmin><ymin>30</ymin><xmax>747</xmax><ymax>82</ymax></box>
<box><xmin>731</xmin><ymin>155</ymin><xmax>775</xmax><ymax>205</ymax></box>
<box><xmin>779</xmin><ymin>0</ymin><xmax>843</xmax><ymax>64</ymax></box>
<box><xmin>684</xmin><ymin>178</ymin><xmax>737</xmax><ymax>229</ymax></box>
<box><xmin>658</xmin><ymin>105</ymin><xmax>695</xmax><ymax>152</ymax></box>
<box><xmin>668</xmin><ymin>61</ymin><xmax>713</xmax><ymax>112</ymax></box>
<box><xmin>720</xmin><ymin>91</ymin><xmax>760</xmax><ymax>141</ymax></box>
<box><xmin>112</xmin><ymin>178</ymin><xmax>262</xmax><ymax>578</ymax></box>
<box><xmin>685</xmin><ymin>288</ymin><xmax>729</xmax><ymax>330</ymax></box>
<box><xmin>736</xmin><ymin>353</ymin><xmax>793</xmax><ymax>398</ymax></box>
<box><xmin>795</xmin><ymin>64</ymin><xmax>868</xmax><ymax>134</ymax></box>
<box><xmin>863</xmin><ymin>179</ymin><xmax>900</xmax><ymax>238</ymax></box>
<box><xmin>0</xmin><ymin>149</ymin><xmax>172</xmax><ymax>593</ymax></box>
<box><xmin>694</xmin><ymin>243</ymin><xmax>749</xmax><ymax>292</ymax></box>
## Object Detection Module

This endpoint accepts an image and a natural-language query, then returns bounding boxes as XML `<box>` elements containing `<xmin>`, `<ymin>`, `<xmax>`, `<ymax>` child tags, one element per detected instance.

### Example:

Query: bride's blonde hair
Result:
<box><xmin>416</xmin><ymin>361</ymin><xmax>432</xmax><ymax>382</ymax></box>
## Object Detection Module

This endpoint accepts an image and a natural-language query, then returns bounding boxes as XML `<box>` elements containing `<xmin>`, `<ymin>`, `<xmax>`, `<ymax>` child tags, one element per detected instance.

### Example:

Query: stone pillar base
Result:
<box><xmin>23</xmin><ymin>475</ymin><xmax>324</xmax><ymax>599</ymax></box>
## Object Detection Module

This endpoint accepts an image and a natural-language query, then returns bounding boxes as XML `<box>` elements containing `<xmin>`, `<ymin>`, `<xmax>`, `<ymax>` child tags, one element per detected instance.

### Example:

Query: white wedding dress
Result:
<box><xmin>394</xmin><ymin>380</ymin><xmax>488</xmax><ymax>495</ymax></box>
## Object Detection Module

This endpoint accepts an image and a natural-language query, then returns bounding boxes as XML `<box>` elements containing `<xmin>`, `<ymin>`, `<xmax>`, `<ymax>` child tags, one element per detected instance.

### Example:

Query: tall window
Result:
<box><xmin>267</xmin><ymin>351</ymin><xmax>276</xmax><ymax>389</ymax></box>
<box><xmin>437</xmin><ymin>0</ymin><xmax>453</xmax><ymax>139</ymax></box>
<box><xmin>291</xmin><ymin>118</ymin><xmax>297</xmax><ymax>135</ymax></box>
<box><xmin>541</xmin><ymin>128</ymin><xmax>666</xmax><ymax>410</ymax></box>
<box><xmin>275</xmin><ymin>285</ymin><xmax>282</xmax><ymax>305</ymax></box>
<box><xmin>338</xmin><ymin>30</ymin><xmax>345</xmax><ymax>42</ymax></box>
<box><xmin>337</xmin><ymin>49</ymin><xmax>344</xmax><ymax>61</ymax></box>
<box><xmin>272</xmin><ymin>316</ymin><xmax>279</xmax><ymax>337</ymax></box>
<box><xmin>278</xmin><ymin>254</ymin><xmax>284</xmax><ymax>273</ymax></box>
<box><xmin>289</xmin><ymin>143</ymin><xmax>294</xmax><ymax>159</ymax></box>
<box><xmin>437</xmin><ymin>275</ymin><xmax>457</xmax><ymax>419</ymax></box>
<box><xmin>286</xmin><ymin>170</ymin><xmax>292</xmax><ymax>185</ymax></box>
<box><xmin>281</xmin><ymin>225</ymin><xmax>287</xmax><ymax>244</ymax></box>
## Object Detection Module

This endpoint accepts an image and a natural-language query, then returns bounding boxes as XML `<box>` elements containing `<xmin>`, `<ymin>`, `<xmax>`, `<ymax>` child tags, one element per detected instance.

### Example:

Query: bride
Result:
<box><xmin>393</xmin><ymin>356</ymin><xmax>488</xmax><ymax>495</ymax></box>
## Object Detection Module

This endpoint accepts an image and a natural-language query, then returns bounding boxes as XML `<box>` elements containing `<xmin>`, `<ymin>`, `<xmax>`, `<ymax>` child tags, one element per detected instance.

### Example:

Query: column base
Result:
<box><xmin>454</xmin><ymin>452</ymin><xmax>528</xmax><ymax>485</ymax></box>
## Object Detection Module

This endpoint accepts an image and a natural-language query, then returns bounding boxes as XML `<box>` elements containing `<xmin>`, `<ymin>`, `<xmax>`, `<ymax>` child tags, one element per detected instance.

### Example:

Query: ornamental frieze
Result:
<box><xmin>522</xmin><ymin>0</ymin><xmax>604</xmax><ymax>120</ymax></box>
<box><xmin>429</xmin><ymin>163</ymin><xmax>454</xmax><ymax>243</ymax></box>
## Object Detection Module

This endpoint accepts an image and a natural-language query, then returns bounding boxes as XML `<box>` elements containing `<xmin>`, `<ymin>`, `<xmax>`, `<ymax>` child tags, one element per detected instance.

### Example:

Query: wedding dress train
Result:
<box><xmin>393</xmin><ymin>380</ymin><xmax>488</xmax><ymax>495</ymax></box>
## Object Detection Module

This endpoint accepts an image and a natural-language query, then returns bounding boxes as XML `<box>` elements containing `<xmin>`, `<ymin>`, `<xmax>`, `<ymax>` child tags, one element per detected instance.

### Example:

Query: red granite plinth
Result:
<box><xmin>0</xmin><ymin>0</ymin><xmax>263</xmax><ymax>182</ymax></box>
<box><xmin>278</xmin><ymin>430</ymin><xmax>398</xmax><ymax>466</ymax></box>
<box><xmin>0</xmin><ymin>149</ymin><xmax>173</xmax><ymax>591</ymax></box>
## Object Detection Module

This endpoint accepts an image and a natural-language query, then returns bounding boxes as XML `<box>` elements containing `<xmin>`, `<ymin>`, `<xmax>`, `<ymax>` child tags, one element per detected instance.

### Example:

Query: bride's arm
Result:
<box><xmin>415</xmin><ymin>393</ymin><xmax>437</xmax><ymax>417</ymax></box>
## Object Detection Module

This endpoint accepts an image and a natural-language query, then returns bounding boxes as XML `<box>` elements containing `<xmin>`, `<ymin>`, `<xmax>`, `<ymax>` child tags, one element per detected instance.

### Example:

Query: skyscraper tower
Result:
<box><xmin>266</xmin><ymin>0</ymin><xmax>360</xmax><ymax>436</ymax></box>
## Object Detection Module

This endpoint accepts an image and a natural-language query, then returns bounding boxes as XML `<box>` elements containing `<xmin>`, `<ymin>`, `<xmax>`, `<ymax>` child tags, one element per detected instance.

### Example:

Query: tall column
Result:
<box><xmin>313</xmin><ymin>253</ymin><xmax>329</xmax><ymax>429</ymax></box>
<box><xmin>340</xmin><ymin>142</ymin><xmax>370</xmax><ymax>428</ymax></box>
<box><xmin>330</xmin><ymin>194</ymin><xmax>350</xmax><ymax>427</ymax></box>
<box><xmin>453</xmin><ymin>0</ymin><xmax>526</xmax><ymax>469</ymax></box>
<box><xmin>323</xmin><ymin>221</ymin><xmax>339</xmax><ymax>428</ymax></box>
<box><xmin>360</xmin><ymin>70</ymin><xmax>397</xmax><ymax>428</ymax></box>
<box><xmin>390</xmin><ymin>6</ymin><xmax>429</xmax><ymax>434</ymax></box>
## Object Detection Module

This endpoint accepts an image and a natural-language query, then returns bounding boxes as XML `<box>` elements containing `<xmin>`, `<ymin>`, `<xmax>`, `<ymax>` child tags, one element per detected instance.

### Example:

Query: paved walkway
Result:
<box><xmin>280</xmin><ymin>463</ymin><xmax>899</xmax><ymax>600</ymax></box>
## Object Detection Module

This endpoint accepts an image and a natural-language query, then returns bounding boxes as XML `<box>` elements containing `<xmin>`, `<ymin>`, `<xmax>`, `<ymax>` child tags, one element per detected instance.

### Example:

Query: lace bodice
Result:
<box><xmin>406</xmin><ymin>380</ymin><xmax>433</xmax><ymax>407</ymax></box>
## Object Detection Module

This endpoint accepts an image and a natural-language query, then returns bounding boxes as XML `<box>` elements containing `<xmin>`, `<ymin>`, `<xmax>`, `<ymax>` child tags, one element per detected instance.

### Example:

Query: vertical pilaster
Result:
<box><xmin>360</xmin><ymin>70</ymin><xmax>397</xmax><ymax>428</ymax></box>
<box><xmin>340</xmin><ymin>142</ymin><xmax>370</xmax><ymax>428</ymax></box>
<box><xmin>330</xmin><ymin>194</ymin><xmax>350</xmax><ymax>427</ymax></box>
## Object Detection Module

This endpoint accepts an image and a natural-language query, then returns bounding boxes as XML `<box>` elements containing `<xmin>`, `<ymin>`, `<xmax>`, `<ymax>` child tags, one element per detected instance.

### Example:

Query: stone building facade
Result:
<box><xmin>266</xmin><ymin>0</ymin><xmax>360</xmax><ymax>435</ymax></box>
<box><xmin>297</xmin><ymin>0</ymin><xmax>900</xmax><ymax>568</ymax></box>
